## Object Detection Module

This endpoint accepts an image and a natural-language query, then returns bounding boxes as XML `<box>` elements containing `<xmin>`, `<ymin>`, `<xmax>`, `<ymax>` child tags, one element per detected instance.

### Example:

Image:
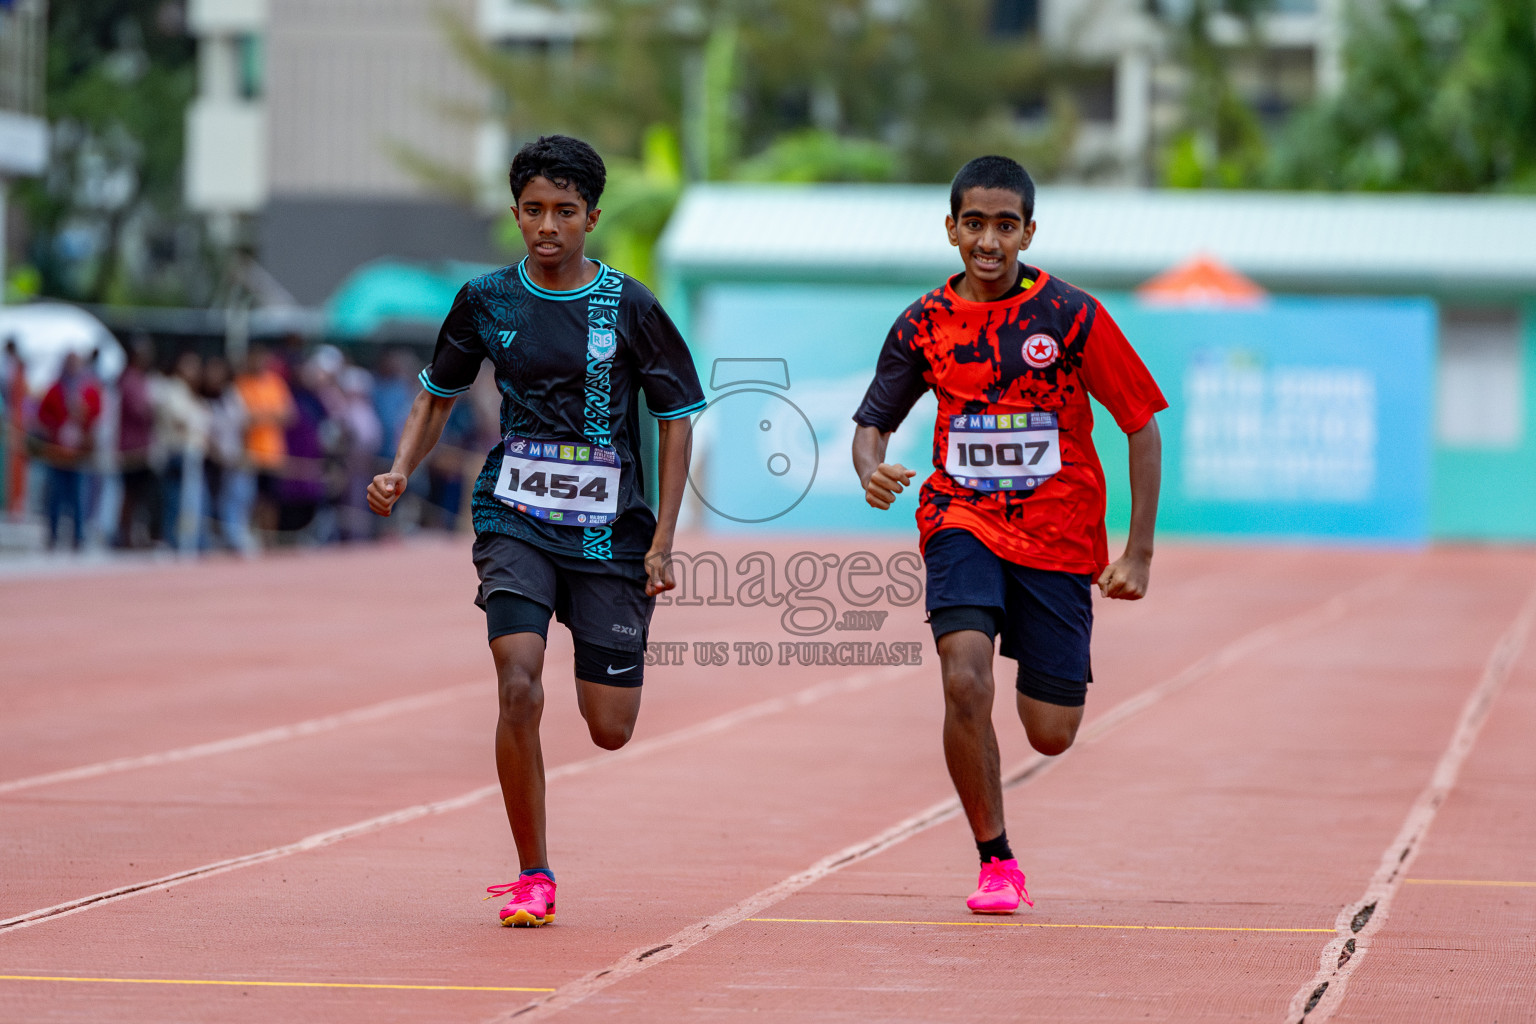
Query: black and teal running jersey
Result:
<box><xmin>420</xmin><ymin>259</ymin><xmax>705</xmax><ymax>562</ymax></box>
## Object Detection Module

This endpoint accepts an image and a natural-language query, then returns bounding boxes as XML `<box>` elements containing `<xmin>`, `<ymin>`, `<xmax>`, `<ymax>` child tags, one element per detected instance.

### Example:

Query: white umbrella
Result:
<box><xmin>0</xmin><ymin>302</ymin><xmax>125</xmax><ymax>394</ymax></box>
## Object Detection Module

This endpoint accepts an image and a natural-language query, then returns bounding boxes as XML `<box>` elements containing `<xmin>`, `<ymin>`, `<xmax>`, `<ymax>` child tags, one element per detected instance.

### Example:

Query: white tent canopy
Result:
<box><xmin>0</xmin><ymin>303</ymin><xmax>124</xmax><ymax>394</ymax></box>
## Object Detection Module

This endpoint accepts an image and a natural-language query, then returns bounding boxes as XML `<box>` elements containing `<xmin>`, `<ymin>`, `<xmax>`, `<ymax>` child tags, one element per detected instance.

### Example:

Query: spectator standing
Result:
<box><xmin>202</xmin><ymin>356</ymin><xmax>255</xmax><ymax>554</ymax></box>
<box><xmin>115</xmin><ymin>337</ymin><xmax>161</xmax><ymax>549</ymax></box>
<box><xmin>235</xmin><ymin>345</ymin><xmax>295</xmax><ymax>540</ymax></box>
<box><xmin>426</xmin><ymin>396</ymin><xmax>476</xmax><ymax>531</ymax></box>
<box><xmin>35</xmin><ymin>352</ymin><xmax>102</xmax><ymax>550</ymax></box>
<box><xmin>372</xmin><ymin>348</ymin><xmax>424</xmax><ymax>530</ymax></box>
<box><xmin>276</xmin><ymin>353</ymin><xmax>332</xmax><ymax>538</ymax></box>
<box><xmin>153</xmin><ymin>351</ymin><xmax>210</xmax><ymax>553</ymax></box>
<box><xmin>336</xmin><ymin>364</ymin><xmax>383</xmax><ymax>542</ymax></box>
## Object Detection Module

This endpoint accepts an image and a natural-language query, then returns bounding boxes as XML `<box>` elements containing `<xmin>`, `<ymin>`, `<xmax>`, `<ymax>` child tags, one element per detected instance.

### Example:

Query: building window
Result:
<box><xmin>237</xmin><ymin>34</ymin><xmax>264</xmax><ymax>101</ymax></box>
<box><xmin>992</xmin><ymin>0</ymin><xmax>1039</xmax><ymax>36</ymax></box>
<box><xmin>1436</xmin><ymin>307</ymin><xmax>1525</xmax><ymax>449</ymax></box>
<box><xmin>1072</xmin><ymin>67</ymin><xmax>1117</xmax><ymax>123</ymax></box>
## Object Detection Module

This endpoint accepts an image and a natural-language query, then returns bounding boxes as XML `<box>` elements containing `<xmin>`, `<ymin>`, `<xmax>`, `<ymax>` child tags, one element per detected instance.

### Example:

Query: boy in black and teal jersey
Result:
<box><xmin>370</xmin><ymin>135</ymin><xmax>705</xmax><ymax>927</ymax></box>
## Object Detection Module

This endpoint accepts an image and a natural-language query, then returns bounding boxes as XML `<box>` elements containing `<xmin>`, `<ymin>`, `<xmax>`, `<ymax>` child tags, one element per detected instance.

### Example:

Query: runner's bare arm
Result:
<box><xmin>645</xmin><ymin>416</ymin><xmax>693</xmax><ymax>596</ymax></box>
<box><xmin>367</xmin><ymin>391</ymin><xmax>456</xmax><ymax>516</ymax></box>
<box><xmin>1098</xmin><ymin>415</ymin><xmax>1161</xmax><ymax>599</ymax></box>
<box><xmin>852</xmin><ymin>424</ymin><xmax>916</xmax><ymax>511</ymax></box>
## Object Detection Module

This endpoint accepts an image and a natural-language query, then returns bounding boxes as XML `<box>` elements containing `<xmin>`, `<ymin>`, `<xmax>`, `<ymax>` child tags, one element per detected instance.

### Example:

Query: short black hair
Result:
<box><xmin>949</xmin><ymin>156</ymin><xmax>1036</xmax><ymax>222</ymax></box>
<box><xmin>509</xmin><ymin>135</ymin><xmax>607</xmax><ymax>211</ymax></box>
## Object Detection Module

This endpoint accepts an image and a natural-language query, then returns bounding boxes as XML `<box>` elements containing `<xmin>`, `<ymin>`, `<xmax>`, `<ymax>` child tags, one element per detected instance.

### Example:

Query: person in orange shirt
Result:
<box><xmin>234</xmin><ymin>345</ymin><xmax>295</xmax><ymax>538</ymax></box>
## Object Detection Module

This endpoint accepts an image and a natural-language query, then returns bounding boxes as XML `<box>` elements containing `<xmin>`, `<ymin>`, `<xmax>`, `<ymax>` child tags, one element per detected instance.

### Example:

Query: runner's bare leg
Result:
<box><xmin>490</xmin><ymin>632</ymin><xmax>549</xmax><ymax>871</ymax></box>
<box><xmin>575</xmin><ymin>679</ymin><xmax>642</xmax><ymax>750</ymax></box>
<box><xmin>938</xmin><ymin>629</ymin><xmax>1006</xmax><ymax>842</ymax></box>
<box><xmin>1017</xmin><ymin>693</ymin><xmax>1083</xmax><ymax>757</ymax></box>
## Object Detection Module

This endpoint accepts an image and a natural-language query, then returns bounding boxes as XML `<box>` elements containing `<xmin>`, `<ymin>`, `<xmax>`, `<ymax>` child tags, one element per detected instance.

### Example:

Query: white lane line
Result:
<box><xmin>489</xmin><ymin>574</ymin><xmax>1392</xmax><ymax>1022</ymax></box>
<box><xmin>0</xmin><ymin>683</ymin><xmax>486</xmax><ymax>796</ymax></box>
<box><xmin>0</xmin><ymin>619</ymin><xmax>766</xmax><ymax>796</ymax></box>
<box><xmin>0</xmin><ymin>664</ymin><xmax>918</xmax><ymax>934</ymax></box>
<box><xmin>1285</xmin><ymin>579</ymin><xmax>1536</xmax><ymax>1024</ymax></box>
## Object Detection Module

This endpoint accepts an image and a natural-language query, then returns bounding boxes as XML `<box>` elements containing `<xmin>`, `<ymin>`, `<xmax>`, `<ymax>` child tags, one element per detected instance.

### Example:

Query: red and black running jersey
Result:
<box><xmin>853</xmin><ymin>266</ymin><xmax>1167</xmax><ymax>575</ymax></box>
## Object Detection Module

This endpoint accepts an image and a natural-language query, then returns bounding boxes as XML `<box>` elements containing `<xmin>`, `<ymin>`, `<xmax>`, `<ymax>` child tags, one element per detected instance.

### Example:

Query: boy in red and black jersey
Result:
<box><xmin>853</xmin><ymin>156</ymin><xmax>1166</xmax><ymax>914</ymax></box>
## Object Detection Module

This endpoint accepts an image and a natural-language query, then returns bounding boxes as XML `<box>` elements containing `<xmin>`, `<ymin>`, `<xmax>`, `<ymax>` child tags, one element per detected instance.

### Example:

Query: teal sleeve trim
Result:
<box><xmin>418</xmin><ymin>368</ymin><xmax>471</xmax><ymax>398</ymax></box>
<box><xmin>651</xmin><ymin>398</ymin><xmax>707</xmax><ymax>420</ymax></box>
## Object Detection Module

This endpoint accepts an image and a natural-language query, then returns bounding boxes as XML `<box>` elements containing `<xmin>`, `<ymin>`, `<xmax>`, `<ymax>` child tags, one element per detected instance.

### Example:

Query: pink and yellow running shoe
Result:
<box><xmin>486</xmin><ymin>875</ymin><xmax>556</xmax><ymax>927</ymax></box>
<box><xmin>966</xmin><ymin>857</ymin><xmax>1033</xmax><ymax>914</ymax></box>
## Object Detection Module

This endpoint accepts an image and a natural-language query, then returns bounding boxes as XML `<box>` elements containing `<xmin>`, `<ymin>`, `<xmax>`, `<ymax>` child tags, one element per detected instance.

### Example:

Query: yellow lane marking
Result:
<box><xmin>1404</xmin><ymin>878</ymin><xmax>1536</xmax><ymax>888</ymax></box>
<box><xmin>0</xmin><ymin>975</ymin><xmax>553</xmax><ymax>993</ymax></box>
<box><xmin>747</xmin><ymin>917</ymin><xmax>1332</xmax><ymax>933</ymax></box>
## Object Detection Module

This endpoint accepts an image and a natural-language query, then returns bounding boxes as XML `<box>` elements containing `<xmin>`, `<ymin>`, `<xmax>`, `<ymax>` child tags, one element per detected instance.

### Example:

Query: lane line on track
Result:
<box><xmin>1403</xmin><ymin>878</ymin><xmax>1536</xmax><ymax>888</ymax></box>
<box><xmin>747</xmin><ymin>917</ymin><xmax>1333</xmax><ymax>933</ymax></box>
<box><xmin>0</xmin><ymin>974</ymin><xmax>552</xmax><ymax>992</ymax></box>
<box><xmin>1285</xmin><ymin>578</ymin><xmax>1536</xmax><ymax>1024</ymax></box>
<box><xmin>0</xmin><ymin>619</ymin><xmax>768</xmax><ymax>796</ymax></box>
<box><xmin>0</xmin><ymin>683</ymin><xmax>485</xmax><ymax>796</ymax></box>
<box><xmin>488</xmin><ymin>573</ymin><xmax>1392</xmax><ymax>1022</ymax></box>
<box><xmin>0</xmin><ymin>664</ymin><xmax>919</xmax><ymax>934</ymax></box>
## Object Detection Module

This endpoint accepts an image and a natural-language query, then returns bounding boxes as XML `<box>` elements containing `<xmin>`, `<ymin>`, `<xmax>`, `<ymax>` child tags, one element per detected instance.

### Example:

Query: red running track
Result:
<box><xmin>0</xmin><ymin>536</ymin><xmax>1532</xmax><ymax>1023</ymax></box>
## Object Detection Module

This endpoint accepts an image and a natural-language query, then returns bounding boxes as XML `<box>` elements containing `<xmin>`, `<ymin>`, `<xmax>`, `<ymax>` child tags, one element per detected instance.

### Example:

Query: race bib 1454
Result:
<box><xmin>944</xmin><ymin>412</ymin><xmax>1061</xmax><ymax>492</ymax></box>
<box><xmin>494</xmin><ymin>435</ymin><xmax>621</xmax><ymax>526</ymax></box>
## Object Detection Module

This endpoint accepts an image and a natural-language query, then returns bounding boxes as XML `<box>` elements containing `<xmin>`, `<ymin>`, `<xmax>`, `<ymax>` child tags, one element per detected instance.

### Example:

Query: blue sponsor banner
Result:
<box><xmin>690</xmin><ymin>285</ymin><xmax>1435</xmax><ymax>542</ymax></box>
<box><xmin>1099</xmin><ymin>295</ymin><xmax>1435</xmax><ymax>542</ymax></box>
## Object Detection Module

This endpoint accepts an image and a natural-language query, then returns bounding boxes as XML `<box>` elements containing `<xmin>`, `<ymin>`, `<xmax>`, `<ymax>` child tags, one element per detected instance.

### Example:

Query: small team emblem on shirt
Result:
<box><xmin>588</xmin><ymin>328</ymin><xmax>617</xmax><ymax>360</ymax></box>
<box><xmin>1022</xmin><ymin>334</ymin><xmax>1060</xmax><ymax>368</ymax></box>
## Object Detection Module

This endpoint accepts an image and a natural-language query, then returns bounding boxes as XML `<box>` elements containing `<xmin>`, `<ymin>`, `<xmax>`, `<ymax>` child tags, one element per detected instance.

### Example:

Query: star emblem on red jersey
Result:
<box><xmin>1023</xmin><ymin>333</ymin><xmax>1060</xmax><ymax>368</ymax></box>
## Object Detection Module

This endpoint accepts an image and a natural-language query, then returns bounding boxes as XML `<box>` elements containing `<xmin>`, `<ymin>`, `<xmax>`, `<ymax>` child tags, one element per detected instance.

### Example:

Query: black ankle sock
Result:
<box><xmin>976</xmin><ymin>831</ymin><xmax>1014</xmax><ymax>863</ymax></box>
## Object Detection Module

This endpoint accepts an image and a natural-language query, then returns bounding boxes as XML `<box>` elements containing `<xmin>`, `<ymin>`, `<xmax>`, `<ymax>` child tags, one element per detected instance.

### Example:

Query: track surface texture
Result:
<box><xmin>1</xmin><ymin>536</ymin><xmax>1531</xmax><ymax>1023</ymax></box>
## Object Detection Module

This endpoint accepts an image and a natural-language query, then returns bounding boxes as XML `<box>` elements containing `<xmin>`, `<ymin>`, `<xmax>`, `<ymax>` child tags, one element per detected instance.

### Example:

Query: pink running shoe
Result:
<box><xmin>966</xmin><ymin>857</ymin><xmax>1033</xmax><ymax>914</ymax></box>
<box><xmin>486</xmin><ymin>875</ymin><xmax>556</xmax><ymax>927</ymax></box>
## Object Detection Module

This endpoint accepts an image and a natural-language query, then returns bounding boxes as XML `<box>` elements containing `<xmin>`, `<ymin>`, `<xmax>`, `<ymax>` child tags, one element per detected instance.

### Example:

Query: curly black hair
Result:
<box><xmin>508</xmin><ymin>135</ymin><xmax>607</xmax><ymax>211</ymax></box>
<box><xmin>949</xmin><ymin>155</ymin><xmax>1035</xmax><ymax>222</ymax></box>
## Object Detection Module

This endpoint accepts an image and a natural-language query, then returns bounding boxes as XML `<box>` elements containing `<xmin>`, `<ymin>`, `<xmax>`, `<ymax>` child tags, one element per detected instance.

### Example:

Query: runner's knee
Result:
<box><xmin>942</xmin><ymin>663</ymin><xmax>994</xmax><ymax>718</ymax></box>
<box><xmin>585</xmin><ymin>717</ymin><xmax>632</xmax><ymax>751</ymax></box>
<box><xmin>496</xmin><ymin>663</ymin><xmax>543</xmax><ymax>721</ymax></box>
<box><xmin>1027</xmin><ymin>724</ymin><xmax>1077</xmax><ymax>757</ymax></box>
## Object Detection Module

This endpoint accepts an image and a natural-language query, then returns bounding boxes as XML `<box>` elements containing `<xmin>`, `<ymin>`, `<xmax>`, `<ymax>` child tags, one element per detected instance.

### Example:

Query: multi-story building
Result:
<box><xmin>186</xmin><ymin>0</ymin><xmax>515</xmax><ymax>305</ymax></box>
<box><xmin>184</xmin><ymin>0</ymin><xmax>1344</xmax><ymax>304</ymax></box>
<box><xmin>1033</xmin><ymin>0</ymin><xmax>1343</xmax><ymax>183</ymax></box>
<box><xmin>0</xmin><ymin>0</ymin><xmax>49</xmax><ymax>297</ymax></box>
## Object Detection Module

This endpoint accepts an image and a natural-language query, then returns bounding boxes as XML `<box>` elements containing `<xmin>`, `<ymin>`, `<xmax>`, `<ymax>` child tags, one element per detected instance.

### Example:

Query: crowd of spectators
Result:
<box><xmin>0</xmin><ymin>337</ymin><xmax>499</xmax><ymax>555</ymax></box>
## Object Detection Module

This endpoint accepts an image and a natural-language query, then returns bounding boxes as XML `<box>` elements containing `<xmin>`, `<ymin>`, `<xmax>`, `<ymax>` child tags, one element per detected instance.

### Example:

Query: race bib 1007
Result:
<box><xmin>944</xmin><ymin>411</ymin><xmax>1061</xmax><ymax>492</ymax></box>
<box><xmin>494</xmin><ymin>435</ymin><xmax>621</xmax><ymax>526</ymax></box>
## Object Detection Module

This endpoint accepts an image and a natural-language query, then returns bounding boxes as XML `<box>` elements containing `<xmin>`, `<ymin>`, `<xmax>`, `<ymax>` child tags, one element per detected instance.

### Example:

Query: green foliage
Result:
<box><xmin>431</xmin><ymin>0</ymin><xmax>1075</xmax><ymax>274</ymax></box>
<box><xmin>1158</xmin><ymin>0</ymin><xmax>1269</xmax><ymax>189</ymax></box>
<box><xmin>734</xmin><ymin>129</ymin><xmax>898</xmax><ymax>183</ymax></box>
<box><xmin>12</xmin><ymin>0</ymin><xmax>200</xmax><ymax>303</ymax></box>
<box><xmin>1266</xmin><ymin>0</ymin><xmax>1536</xmax><ymax>191</ymax></box>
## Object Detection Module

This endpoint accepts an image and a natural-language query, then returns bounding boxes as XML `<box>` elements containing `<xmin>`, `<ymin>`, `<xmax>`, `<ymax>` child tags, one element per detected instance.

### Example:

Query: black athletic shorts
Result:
<box><xmin>923</xmin><ymin>528</ymin><xmax>1093</xmax><ymax>708</ymax></box>
<box><xmin>472</xmin><ymin>531</ymin><xmax>654</xmax><ymax>686</ymax></box>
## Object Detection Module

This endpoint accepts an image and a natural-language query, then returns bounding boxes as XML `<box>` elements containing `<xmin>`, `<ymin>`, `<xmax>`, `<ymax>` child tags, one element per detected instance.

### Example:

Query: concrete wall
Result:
<box><xmin>1431</xmin><ymin>303</ymin><xmax>1536</xmax><ymax>540</ymax></box>
<box><xmin>265</xmin><ymin>0</ymin><xmax>482</xmax><ymax>199</ymax></box>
